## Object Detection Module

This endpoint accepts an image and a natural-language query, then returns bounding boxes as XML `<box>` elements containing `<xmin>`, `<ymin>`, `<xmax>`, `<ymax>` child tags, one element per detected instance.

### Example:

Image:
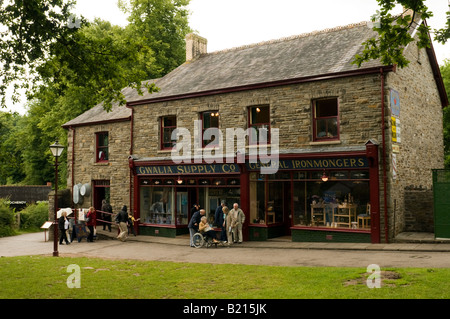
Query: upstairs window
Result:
<box><xmin>313</xmin><ymin>98</ymin><xmax>339</xmax><ymax>141</ymax></box>
<box><xmin>160</xmin><ymin>116</ymin><xmax>177</xmax><ymax>150</ymax></box>
<box><xmin>201</xmin><ymin>111</ymin><xmax>219</xmax><ymax>147</ymax></box>
<box><xmin>96</xmin><ymin>132</ymin><xmax>109</xmax><ymax>162</ymax></box>
<box><xmin>249</xmin><ymin>105</ymin><xmax>270</xmax><ymax>145</ymax></box>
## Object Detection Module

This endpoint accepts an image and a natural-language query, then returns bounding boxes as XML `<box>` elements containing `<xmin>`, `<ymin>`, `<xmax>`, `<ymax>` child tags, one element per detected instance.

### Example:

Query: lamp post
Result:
<box><xmin>50</xmin><ymin>140</ymin><xmax>64</xmax><ymax>257</ymax></box>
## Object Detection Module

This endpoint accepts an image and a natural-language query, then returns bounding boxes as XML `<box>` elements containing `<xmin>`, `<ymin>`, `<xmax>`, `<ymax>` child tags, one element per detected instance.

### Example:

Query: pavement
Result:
<box><xmin>1</xmin><ymin>229</ymin><xmax>450</xmax><ymax>268</ymax></box>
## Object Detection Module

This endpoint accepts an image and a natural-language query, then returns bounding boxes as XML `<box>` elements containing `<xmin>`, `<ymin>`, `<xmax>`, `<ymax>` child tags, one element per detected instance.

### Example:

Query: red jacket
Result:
<box><xmin>86</xmin><ymin>210</ymin><xmax>96</xmax><ymax>226</ymax></box>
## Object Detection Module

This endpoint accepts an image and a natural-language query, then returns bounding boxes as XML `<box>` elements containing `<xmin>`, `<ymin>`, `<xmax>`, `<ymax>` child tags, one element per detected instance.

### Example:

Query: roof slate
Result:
<box><xmin>63</xmin><ymin>21</ymin><xmax>382</xmax><ymax>127</ymax></box>
<box><xmin>128</xmin><ymin>21</ymin><xmax>381</xmax><ymax>104</ymax></box>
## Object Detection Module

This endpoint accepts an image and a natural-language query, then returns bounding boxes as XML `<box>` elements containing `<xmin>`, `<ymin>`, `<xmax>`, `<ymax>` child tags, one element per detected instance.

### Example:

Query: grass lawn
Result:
<box><xmin>0</xmin><ymin>255</ymin><xmax>449</xmax><ymax>299</ymax></box>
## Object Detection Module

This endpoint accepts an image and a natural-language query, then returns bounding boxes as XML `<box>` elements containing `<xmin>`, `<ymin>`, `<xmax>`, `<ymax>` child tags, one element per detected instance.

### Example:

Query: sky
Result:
<box><xmin>3</xmin><ymin>0</ymin><xmax>450</xmax><ymax>114</ymax></box>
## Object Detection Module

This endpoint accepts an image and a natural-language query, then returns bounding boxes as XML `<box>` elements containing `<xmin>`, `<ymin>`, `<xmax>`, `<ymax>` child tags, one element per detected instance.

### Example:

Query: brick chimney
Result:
<box><xmin>185</xmin><ymin>33</ymin><xmax>207</xmax><ymax>62</ymax></box>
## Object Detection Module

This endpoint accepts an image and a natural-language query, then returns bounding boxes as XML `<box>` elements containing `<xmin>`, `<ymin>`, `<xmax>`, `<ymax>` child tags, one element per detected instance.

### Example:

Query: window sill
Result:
<box><xmin>309</xmin><ymin>140</ymin><xmax>341</xmax><ymax>146</ymax></box>
<box><xmin>157</xmin><ymin>149</ymin><xmax>174</xmax><ymax>154</ymax></box>
<box><xmin>94</xmin><ymin>161</ymin><xmax>110</xmax><ymax>166</ymax></box>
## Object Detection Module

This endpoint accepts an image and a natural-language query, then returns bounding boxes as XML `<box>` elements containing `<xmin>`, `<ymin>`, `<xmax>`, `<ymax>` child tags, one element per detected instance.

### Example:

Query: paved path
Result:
<box><xmin>1</xmin><ymin>231</ymin><xmax>450</xmax><ymax>268</ymax></box>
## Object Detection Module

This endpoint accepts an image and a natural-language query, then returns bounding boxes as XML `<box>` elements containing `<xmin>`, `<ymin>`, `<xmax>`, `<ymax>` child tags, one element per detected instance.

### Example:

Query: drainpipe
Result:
<box><xmin>126</xmin><ymin>105</ymin><xmax>134</xmax><ymax>219</ymax></box>
<box><xmin>70</xmin><ymin>126</ymin><xmax>76</xmax><ymax>222</ymax></box>
<box><xmin>380</xmin><ymin>68</ymin><xmax>389</xmax><ymax>243</ymax></box>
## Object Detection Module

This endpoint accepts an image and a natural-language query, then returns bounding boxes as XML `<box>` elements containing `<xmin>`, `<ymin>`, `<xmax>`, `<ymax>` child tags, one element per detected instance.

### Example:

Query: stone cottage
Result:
<box><xmin>62</xmin><ymin>16</ymin><xmax>448</xmax><ymax>243</ymax></box>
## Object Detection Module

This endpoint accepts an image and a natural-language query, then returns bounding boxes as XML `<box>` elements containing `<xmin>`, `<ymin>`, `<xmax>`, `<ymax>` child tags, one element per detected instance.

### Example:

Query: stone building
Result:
<box><xmin>62</xmin><ymin>17</ymin><xmax>448</xmax><ymax>243</ymax></box>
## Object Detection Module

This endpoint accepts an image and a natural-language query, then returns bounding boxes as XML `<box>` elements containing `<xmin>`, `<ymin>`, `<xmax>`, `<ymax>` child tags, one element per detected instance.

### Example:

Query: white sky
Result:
<box><xmin>3</xmin><ymin>0</ymin><xmax>450</xmax><ymax>114</ymax></box>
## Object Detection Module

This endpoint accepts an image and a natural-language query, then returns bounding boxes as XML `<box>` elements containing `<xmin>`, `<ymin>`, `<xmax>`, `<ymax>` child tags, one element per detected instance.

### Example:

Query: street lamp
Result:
<box><xmin>50</xmin><ymin>140</ymin><xmax>64</xmax><ymax>257</ymax></box>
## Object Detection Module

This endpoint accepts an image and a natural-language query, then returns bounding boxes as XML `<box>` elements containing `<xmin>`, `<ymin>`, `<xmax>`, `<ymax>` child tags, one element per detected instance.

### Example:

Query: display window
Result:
<box><xmin>138</xmin><ymin>176</ymin><xmax>240</xmax><ymax>227</ymax></box>
<box><xmin>249</xmin><ymin>169</ymin><xmax>370</xmax><ymax>230</ymax></box>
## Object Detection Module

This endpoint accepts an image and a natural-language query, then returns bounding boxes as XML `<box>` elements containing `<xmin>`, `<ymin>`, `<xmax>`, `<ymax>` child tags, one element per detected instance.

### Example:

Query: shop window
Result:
<box><xmin>201</xmin><ymin>111</ymin><xmax>219</xmax><ymax>147</ymax></box>
<box><xmin>140</xmin><ymin>187</ymin><xmax>174</xmax><ymax>224</ymax></box>
<box><xmin>96</xmin><ymin>132</ymin><xmax>109</xmax><ymax>162</ymax></box>
<box><xmin>160</xmin><ymin>116</ymin><xmax>177</xmax><ymax>150</ymax></box>
<box><xmin>313</xmin><ymin>98</ymin><xmax>339</xmax><ymax>141</ymax></box>
<box><xmin>249</xmin><ymin>105</ymin><xmax>270</xmax><ymax>145</ymax></box>
<box><xmin>293</xmin><ymin>171</ymin><xmax>370</xmax><ymax>229</ymax></box>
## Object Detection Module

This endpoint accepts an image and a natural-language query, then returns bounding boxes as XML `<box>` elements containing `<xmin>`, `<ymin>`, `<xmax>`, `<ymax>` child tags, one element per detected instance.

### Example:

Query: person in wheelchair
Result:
<box><xmin>198</xmin><ymin>216</ymin><xmax>220</xmax><ymax>244</ymax></box>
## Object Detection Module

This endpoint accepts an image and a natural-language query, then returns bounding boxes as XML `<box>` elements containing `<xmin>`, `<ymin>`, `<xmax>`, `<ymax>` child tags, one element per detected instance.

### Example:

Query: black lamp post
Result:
<box><xmin>50</xmin><ymin>140</ymin><xmax>64</xmax><ymax>257</ymax></box>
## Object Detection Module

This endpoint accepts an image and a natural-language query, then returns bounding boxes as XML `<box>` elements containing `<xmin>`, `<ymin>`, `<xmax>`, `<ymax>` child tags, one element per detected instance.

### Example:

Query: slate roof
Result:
<box><xmin>62</xmin><ymin>84</ymin><xmax>139</xmax><ymax>127</ymax></box>
<box><xmin>127</xmin><ymin>20</ymin><xmax>383</xmax><ymax>105</ymax></box>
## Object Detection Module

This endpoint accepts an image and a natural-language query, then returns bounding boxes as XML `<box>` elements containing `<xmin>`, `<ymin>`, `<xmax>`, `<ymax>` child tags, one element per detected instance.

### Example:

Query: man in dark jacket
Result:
<box><xmin>214</xmin><ymin>201</ymin><xmax>226</xmax><ymax>242</ymax></box>
<box><xmin>101</xmin><ymin>199</ymin><xmax>113</xmax><ymax>232</ymax></box>
<box><xmin>116</xmin><ymin>206</ymin><xmax>129</xmax><ymax>242</ymax></box>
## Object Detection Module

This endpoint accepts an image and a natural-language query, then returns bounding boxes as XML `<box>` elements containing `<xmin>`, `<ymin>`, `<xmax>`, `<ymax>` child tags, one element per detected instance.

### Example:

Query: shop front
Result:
<box><xmin>132</xmin><ymin>161</ymin><xmax>244</xmax><ymax>238</ymax></box>
<box><xmin>130</xmin><ymin>142</ymin><xmax>380</xmax><ymax>243</ymax></box>
<box><xmin>246</xmin><ymin>145</ymin><xmax>380</xmax><ymax>243</ymax></box>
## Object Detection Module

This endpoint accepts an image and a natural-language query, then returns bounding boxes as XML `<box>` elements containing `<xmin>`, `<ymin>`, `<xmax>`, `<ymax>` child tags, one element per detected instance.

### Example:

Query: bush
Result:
<box><xmin>19</xmin><ymin>202</ymin><xmax>49</xmax><ymax>231</ymax></box>
<box><xmin>0</xmin><ymin>198</ymin><xmax>16</xmax><ymax>237</ymax></box>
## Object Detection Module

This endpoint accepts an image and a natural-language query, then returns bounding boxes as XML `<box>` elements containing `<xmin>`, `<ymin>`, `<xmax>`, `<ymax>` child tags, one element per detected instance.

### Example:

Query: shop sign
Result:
<box><xmin>390</xmin><ymin>89</ymin><xmax>400</xmax><ymax>118</ymax></box>
<box><xmin>136</xmin><ymin>163</ymin><xmax>240</xmax><ymax>175</ymax></box>
<box><xmin>391</xmin><ymin>117</ymin><xmax>401</xmax><ymax>143</ymax></box>
<box><xmin>246</xmin><ymin>157</ymin><xmax>369</xmax><ymax>171</ymax></box>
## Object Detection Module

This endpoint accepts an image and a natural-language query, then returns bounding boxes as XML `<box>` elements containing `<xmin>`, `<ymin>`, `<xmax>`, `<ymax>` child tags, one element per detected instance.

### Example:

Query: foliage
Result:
<box><xmin>0</xmin><ymin>198</ymin><xmax>16</xmax><ymax>237</ymax></box>
<box><xmin>353</xmin><ymin>0</ymin><xmax>449</xmax><ymax>68</ymax></box>
<box><xmin>441</xmin><ymin>60</ymin><xmax>450</xmax><ymax>168</ymax></box>
<box><xmin>19</xmin><ymin>201</ymin><xmax>49</xmax><ymax>231</ymax></box>
<box><xmin>0</xmin><ymin>0</ymin><xmax>192</xmax><ymax>186</ymax></box>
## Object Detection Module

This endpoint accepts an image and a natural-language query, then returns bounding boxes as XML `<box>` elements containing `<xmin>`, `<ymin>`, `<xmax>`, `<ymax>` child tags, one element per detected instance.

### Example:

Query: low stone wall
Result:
<box><xmin>403</xmin><ymin>186</ymin><xmax>434</xmax><ymax>232</ymax></box>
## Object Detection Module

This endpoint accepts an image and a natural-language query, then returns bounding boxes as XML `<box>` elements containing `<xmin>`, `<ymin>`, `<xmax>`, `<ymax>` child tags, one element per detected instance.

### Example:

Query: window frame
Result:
<box><xmin>95</xmin><ymin>132</ymin><xmax>109</xmax><ymax>163</ymax></box>
<box><xmin>200</xmin><ymin>111</ymin><xmax>220</xmax><ymax>148</ymax></box>
<box><xmin>312</xmin><ymin>98</ymin><xmax>340</xmax><ymax>142</ymax></box>
<box><xmin>248</xmin><ymin>105</ymin><xmax>271</xmax><ymax>145</ymax></box>
<box><xmin>160</xmin><ymin>115</ymin><xmax>177</xmax><ymax>150</ymax></box>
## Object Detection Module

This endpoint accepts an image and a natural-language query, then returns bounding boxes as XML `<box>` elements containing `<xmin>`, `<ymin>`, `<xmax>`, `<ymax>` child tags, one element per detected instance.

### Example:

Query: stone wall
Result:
<box><xmin>385</xmin><ymin>39</ymin><xmax>445</xmax><ymax>239</ymax></box>
<box><xmin>66</xmin><ymin>121</ymin><xmax>131</xmax><ymax>214</ymax></box>
<box><xmin>132</xmin><ymin>73</ymin><xmax>384</xmax><ymax>159</ymax></box>
<box><xmin>403</xmin><ymin>185</ymin><xmax>434</xmax><ymax>232</ymax></box>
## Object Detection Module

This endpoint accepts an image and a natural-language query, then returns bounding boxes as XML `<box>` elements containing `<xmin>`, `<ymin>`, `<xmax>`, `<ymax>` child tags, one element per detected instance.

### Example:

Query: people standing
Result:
<box><xmin>215</xmin><ymin>201</ymin><xmax>226</xmax><ymax>242</ymax></box>
<box><xmin>222</xmin><ymin>206</ymin><xmax>233</xmax><ymax>245</ymax></box>
<box><xmin>101</xmin><ymin>199</ymin><xmax>113</xmax><ymax>232</ymax></box>
<box><xmin>188</xmin><ymin>208</ymin><xmax>205</xmax><ymax>247</ymax></box>
<box><xmin>230</xmin><ymin>203</ymin><xmax>245</xmax><ymax>243</ymax></box>
<box><xmin>116</xmin><ymin>205</ymin><xmax>129</xmax><ymax>242</ymax></box>
<box><xmin>86</xmin><ymin>206</ymin><xmax>97</xmax><ymax>242</ymax></box>
<box><xmin>58</xmin><ymin>211</ymin><xmax>70</xmax><ymax>245</ymax></box>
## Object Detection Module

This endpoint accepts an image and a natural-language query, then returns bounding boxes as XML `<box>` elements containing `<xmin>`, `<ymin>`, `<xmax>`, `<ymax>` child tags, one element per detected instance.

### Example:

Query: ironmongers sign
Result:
<box><xmin>246</xmin><ymin>157</ymin><xmax>369</xmax><ymax>171</ymax></box>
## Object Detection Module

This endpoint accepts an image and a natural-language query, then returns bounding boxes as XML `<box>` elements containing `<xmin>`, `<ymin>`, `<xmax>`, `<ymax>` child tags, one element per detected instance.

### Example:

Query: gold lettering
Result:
<box><xmin>358</xmin><ymin>158</ymin><xmax>365</xmax><ymax>167</ymax></box>
<box><xmin>350</xmin><ymin>158</ymin><xmax>356</xmax><ymax>167</ymax></box>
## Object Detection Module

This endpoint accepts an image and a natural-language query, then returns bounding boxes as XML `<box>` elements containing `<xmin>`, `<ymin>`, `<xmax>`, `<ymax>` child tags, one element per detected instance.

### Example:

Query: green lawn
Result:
<box><xmin>0</xmin><ymin>255</ymin><xmax>449</xmax><ymax>299</ymax></box>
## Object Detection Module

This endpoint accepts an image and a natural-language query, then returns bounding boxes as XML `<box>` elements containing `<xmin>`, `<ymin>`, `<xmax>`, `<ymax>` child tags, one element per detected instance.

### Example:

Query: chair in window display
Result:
<box><xmin>357</xmin><ymin>203</ymin><xmax>371</xmax><ymax>229</ymax></box>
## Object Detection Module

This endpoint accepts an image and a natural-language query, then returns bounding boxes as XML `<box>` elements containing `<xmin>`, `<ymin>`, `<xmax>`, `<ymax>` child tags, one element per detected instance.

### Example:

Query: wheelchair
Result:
<box><xmin>192</xmin><ymin>231</ymin><xmax>221</xmax><ymax>248</ymax></box>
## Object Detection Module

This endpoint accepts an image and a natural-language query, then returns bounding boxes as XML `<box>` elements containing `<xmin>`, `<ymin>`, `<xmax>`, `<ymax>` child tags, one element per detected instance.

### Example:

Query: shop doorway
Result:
<box><xmin>93</xmin><ymin>180</ymin><xmax>110</xmax><ymax>211</ymax></box>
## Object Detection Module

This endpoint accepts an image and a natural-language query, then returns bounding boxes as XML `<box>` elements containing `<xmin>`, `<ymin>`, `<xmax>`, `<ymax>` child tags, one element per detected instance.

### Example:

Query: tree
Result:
<box><xmin>440</xmin><ymin>60</ymin><xmax>450</xmax><ymax>167</ymax></box>
<box><xmin>1</xmin><ymin>0</ymin><xmax>191</xmax><ymax>112</ymax></box>
<box><xmin>353</xmin><ymin>0</ymin><xmax>450</xmax><ymax>68</ymax></box>
<box><xmin>0</xmin><ymin>0</ymin><xmax>79</xmax><ymax>108</ymax></box>
<box><xmin>0</xmin><ymin>0</ymin><xmax>192</xmax><ymax>186</ymax></box>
